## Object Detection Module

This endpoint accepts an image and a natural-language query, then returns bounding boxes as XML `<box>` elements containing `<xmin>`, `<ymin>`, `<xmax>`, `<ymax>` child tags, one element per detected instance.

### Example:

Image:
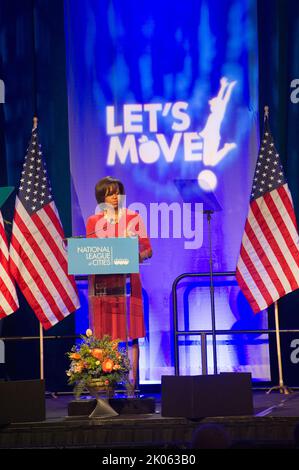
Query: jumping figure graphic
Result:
<box><xmin>199</xmin><ymin>77</ymin><xmax>237</xmax><ymax>167</ymax></box>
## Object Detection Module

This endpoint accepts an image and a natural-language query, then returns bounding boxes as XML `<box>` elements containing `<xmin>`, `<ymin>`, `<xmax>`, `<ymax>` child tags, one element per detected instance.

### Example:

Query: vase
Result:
<box><xmin>87</xmin><ymin>381</ymin><xmax>115</xmax><ymax>399</ymax></box>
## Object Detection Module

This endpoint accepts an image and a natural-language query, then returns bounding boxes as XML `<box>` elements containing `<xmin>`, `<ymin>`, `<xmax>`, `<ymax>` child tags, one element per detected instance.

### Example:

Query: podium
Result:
<box><xmin>67</xmin><ymin>236</ymin><xmax>141</xmax><ymax>417</ymax></box>
<box><xmin>67</xmin><ymin>235</ymin><xmax>140</xmax><ymax>345</ymax></box>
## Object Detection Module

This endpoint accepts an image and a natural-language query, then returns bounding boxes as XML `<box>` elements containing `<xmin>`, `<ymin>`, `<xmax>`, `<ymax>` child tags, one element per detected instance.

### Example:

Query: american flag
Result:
<box><xmin>0</xmin><ymin>211</ymin><xmax>19</xmax><ymax>317</ymax></box>
<box><xmin>9</xmin><ymin>125</ymin><xmax>80</xmax><ymax>329</ymax></box>
<box><xmin>236</xmin><ymin>116</ymin><xmax>299</xmax><ymax>313</ymax></box>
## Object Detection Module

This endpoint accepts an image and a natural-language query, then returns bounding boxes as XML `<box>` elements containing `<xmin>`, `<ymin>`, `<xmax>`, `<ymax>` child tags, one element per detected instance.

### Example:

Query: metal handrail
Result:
<box><xmin>171</xmin><ymin>271</ymin><xmax>299</xmax><ymax>376</ymax></box>
<box><xmin>0</xmin><ymin>335</ymin><xmax>80</xmax><ymax>341</ymax></box>
<box><xmin>172</xmin><ymin>271</ymin><xmax>236</xmax><ymax>375</ymax></box>
<box><xmin>174</xmin><ymin>329</ymin><xmax>299</xmax><ymax>335</ymax></box>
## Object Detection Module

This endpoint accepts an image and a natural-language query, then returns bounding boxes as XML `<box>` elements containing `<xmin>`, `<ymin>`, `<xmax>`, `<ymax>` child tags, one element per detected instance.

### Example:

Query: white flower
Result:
<box><xmin>86</xmin><ymin>329</ymin><xmax>93</xmax><ymax>337</ymax></box>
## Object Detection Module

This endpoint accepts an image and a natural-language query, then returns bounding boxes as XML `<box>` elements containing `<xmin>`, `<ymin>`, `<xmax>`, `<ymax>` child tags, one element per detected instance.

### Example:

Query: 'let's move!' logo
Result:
<box><xmin>105</xmin><ymin>77</ymin><xmax>237</xmax><ymax>191</ymax></box>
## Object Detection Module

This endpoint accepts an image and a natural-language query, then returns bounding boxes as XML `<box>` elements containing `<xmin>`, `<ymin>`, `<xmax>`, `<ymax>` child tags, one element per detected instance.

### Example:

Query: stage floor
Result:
<box><xmin>1</xmin><ymin>390</ymin><xmax>299</xmax><ymax>449</ymax></box>
<box><xmin>46</xmin><ymin>389</ymin><xmax>299</xmax><ymax>419</ymax></box>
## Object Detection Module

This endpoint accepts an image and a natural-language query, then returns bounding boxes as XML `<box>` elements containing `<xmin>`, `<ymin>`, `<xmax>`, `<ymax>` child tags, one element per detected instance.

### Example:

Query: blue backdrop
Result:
<box><xmin>65</xmin><ymin>0</ymin><xmax>270</xmax><ymax>383</ymax></box>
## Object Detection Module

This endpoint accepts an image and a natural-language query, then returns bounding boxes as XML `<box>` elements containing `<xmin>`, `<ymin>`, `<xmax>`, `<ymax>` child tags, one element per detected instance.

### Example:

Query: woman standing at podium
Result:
<box><xmin>86</xmin><ymin>176</ymin><xmax>152</xmax><ymax>390</ymax></box>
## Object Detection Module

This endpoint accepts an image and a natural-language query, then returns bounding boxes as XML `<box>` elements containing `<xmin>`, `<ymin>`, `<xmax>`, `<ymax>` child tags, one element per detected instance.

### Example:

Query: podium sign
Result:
<box><xmin>67</xmin><ymin>237</ymin><xmax>139</xmax><ymax>275</ymax></box>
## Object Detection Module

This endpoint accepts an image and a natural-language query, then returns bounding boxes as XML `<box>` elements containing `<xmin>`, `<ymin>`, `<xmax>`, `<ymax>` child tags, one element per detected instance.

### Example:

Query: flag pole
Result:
<box><xmin>39</xmin><ymin>322</ymin><xmax>44</xmax><ymax>380</ymax></box>
<box><xmin>33</xmin><ymin>117</ymin><xmax>44</xmax><ymax>381</ymax></box>
<box><xmin>266</xmin><ymin>301</ymin><xmax>292</xmax><ymax>394</ymax></box>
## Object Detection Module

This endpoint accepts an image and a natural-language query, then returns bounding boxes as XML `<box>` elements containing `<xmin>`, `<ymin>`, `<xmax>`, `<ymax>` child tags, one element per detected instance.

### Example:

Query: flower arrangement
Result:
<box><xmin>66</xmin><ymin>329</ymin><xmax>131</xmax><ymax>398</ymax></box>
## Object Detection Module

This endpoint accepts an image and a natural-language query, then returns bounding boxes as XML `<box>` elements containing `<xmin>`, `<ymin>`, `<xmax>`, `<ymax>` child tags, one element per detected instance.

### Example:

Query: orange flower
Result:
<box><xmin>102</xmin><ymin>358</ymin><xmax>114</xmax><ymax>373</ymax></box>
<box><xmin>70</xmin><ymin>352</ymin><xmax>81</xmax><ymax>360</ymax></box>
<box><xmin>74</xmin><ymin>363</ymin><xmax>83</xmax><ymax>373</ymax></box>
<box><xmin>91</xmin><ymin>348</ymin><xmax>104</xmax><ymax>360</ymax></box>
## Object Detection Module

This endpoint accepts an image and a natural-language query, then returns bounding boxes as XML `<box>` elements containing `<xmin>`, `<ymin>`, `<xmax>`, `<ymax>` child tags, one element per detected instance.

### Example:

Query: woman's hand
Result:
<box><xmin>139</xmin><ymin>248</ymin><xmax>153</xmax><ymax>263</ymax></box>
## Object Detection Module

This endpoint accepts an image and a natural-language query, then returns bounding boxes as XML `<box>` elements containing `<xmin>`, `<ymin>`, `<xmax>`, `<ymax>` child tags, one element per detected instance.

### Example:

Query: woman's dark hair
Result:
<box><xmin>95</xmin><ymin>176</ymin><xmax>125</xmax><ymax>204</ymax></box>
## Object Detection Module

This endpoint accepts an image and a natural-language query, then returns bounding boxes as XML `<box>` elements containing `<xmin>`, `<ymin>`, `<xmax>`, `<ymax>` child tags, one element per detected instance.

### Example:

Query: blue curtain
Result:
<box><xmin>0</xmin><ymin>0</ymin><xmax>74</xmax><ymax>391</ymax></box>
<box><xmin>258</xmin><ymin>0</ymin><xmax>299</xmax><ymax>386</ymax></box>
